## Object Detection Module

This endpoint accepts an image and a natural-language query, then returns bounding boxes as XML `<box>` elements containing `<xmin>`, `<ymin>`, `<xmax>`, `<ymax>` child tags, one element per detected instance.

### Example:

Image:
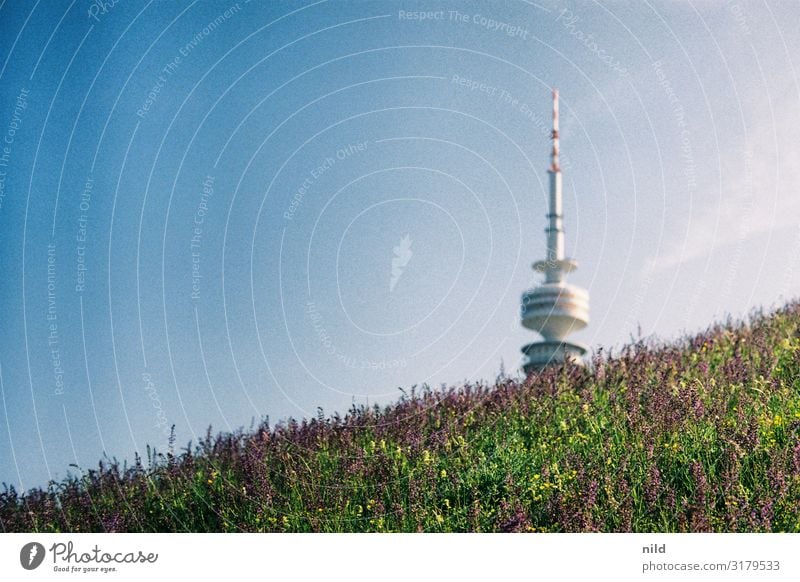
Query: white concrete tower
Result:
<box><xmin>521</xmin><ymin>89</ymin><xmax>589</xmax><ymax>374</ymax></box>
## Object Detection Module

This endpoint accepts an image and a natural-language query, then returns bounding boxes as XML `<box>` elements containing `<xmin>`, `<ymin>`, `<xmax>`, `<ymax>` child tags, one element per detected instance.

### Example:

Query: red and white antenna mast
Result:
<box><xmin>550</xmin><ymin>88</ymin><xmax>560</xmax><ymax>172</ymax></box>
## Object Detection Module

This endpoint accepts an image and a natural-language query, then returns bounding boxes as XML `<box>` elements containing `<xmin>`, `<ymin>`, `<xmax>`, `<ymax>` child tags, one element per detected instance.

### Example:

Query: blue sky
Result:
<box><xmin>1</xmin><ymin>0</ymin><xmax>799</xmax><ymax>489</ymax></box>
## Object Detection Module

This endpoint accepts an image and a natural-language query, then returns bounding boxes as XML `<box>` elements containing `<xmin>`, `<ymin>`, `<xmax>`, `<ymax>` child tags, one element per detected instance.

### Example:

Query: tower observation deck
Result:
<box><xmin>521</xmin><ymin>89</ymin><xmax>589</xmax><ymax>374</ymax></box>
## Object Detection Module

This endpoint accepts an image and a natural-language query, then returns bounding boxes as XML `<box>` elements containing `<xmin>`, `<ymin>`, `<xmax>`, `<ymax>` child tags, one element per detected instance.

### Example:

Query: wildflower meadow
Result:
<box><xmin>2</xmin><ymin>302</ymin><xmax>800</xmax><ymax>532</ymax></box>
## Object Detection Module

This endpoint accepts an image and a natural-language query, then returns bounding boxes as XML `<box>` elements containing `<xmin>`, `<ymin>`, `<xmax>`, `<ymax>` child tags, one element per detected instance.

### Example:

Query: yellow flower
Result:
<box><xmin>440</xmin><ymin>469</ymin><xmax>447</xmax><ymax>479</ymax></box>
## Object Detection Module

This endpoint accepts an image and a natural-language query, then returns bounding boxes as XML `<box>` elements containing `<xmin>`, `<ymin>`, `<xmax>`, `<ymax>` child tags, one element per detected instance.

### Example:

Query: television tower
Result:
<box><xmin>521</xmin><ymin>89</ymin><xmax>589</xmax><ymax>374</ymax></box>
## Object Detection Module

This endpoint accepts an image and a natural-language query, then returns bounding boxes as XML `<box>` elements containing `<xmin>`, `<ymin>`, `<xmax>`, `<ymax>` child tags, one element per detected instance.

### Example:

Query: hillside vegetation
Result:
<box><xmin>2</xmin><ymin>303</ymin><xmax>800</xmax><ymax>532</ymax></box>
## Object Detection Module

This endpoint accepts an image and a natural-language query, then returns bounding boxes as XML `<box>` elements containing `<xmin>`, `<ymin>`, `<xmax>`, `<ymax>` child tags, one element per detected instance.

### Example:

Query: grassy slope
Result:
<box><xmin>2</xmin><ymin>303</ymin><xmax>800</xmax><ymax>532</ymax></box>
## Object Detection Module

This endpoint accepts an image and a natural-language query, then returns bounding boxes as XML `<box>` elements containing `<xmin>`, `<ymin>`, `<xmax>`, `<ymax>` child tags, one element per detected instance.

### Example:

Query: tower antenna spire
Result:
<box><xmin>551</xmin><ymin>88</ymin><xmax>560</xmax><ymax>173</ymax></box>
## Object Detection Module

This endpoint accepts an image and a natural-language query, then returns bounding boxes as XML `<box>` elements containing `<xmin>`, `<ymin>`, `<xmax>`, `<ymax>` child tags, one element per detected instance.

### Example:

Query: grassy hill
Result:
<box><xmin>3</xmin><ymin>302</ymin><xmax>800</xmax><ymax>532</ymax></box>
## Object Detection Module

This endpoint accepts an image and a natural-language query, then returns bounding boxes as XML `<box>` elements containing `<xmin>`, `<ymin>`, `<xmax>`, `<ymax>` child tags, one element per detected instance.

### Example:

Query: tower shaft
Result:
<box><xmin>546</xmin><ymin>169</ymin><xmax>564</xmax><ymax>281</ymax></box>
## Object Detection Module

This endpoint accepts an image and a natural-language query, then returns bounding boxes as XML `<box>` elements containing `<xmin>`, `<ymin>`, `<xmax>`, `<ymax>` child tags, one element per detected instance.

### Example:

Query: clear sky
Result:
<box><xmin>1</xmin><ymin>0</ymin><xmax>799</xmax><ymax>490</ymax></box>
